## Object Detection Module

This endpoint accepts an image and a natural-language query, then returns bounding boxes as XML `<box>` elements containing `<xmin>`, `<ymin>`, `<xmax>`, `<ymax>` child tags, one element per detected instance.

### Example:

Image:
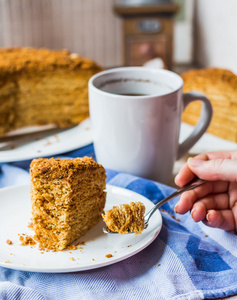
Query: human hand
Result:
<box><xmin>174</xmin><ymin>151</ymin><xmax>237</xmax><ymax>231</ymax></box>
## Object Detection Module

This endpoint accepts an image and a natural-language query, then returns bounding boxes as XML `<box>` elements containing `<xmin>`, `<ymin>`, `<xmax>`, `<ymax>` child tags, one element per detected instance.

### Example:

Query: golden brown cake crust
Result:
<box><xmin>0</xmin><ymin>47</ymin><xmax>102</xmax><ymax>78</ymax></box>
<box><xmin>30</xmin><ymin>156</ymin><xmax>103</xmax><ymax>183</ymax></box>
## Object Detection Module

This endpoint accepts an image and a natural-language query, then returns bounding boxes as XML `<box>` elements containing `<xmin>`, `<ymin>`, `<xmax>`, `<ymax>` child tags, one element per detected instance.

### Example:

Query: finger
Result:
<box><xmin>188</xmin><ymin>157</ymin><xmax>237</xmax><ymax>182</ymax></box>
<box><xmin>174</xmin><ymin>181</ymin><xmax>229</xmax><ymax>214</ymax></box>
<box><xmin>174</xmin><ymin>163</ymin><xmax>196</xmax><ymax>187</ymax></box>
<box><xmin>231</xmin><ymin>203</ymin><xmax>237</xmax><ymax>232</ymax></box>
<box><xmin>228</xmin><ymin>182</ymin><xmax>237</xmax><ymax>209</ymax></box>
<box><xmin>175</xmin><ymin>153</ymin><xmax>212</xmax><ymax>187</ymax></box>
<box><xmin>174</xmin><ymin>191</ymin><xmax>196</xmax><ymax>214</ymax></box>
<box><xmin>203</xmin><ymin>209</ymin><xmax>235</xmax><ymax>231</ymax></box>
<box><xmin>175</xmin><ymin>151</ymin><xmax>237</xmax><ymax>187</ymax></box>
<box><xmin>200</xmin><ymin>151</ymin><xmax>237</xmax><ymax>161</ymax></box>
<box><xmin>190</xmin><ymin>193</ymin><xmax>230</xmax><ymax>222</ymax></box>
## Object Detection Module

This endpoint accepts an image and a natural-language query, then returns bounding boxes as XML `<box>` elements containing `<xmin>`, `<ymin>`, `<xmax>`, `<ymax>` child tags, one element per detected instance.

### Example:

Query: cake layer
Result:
<box><xmin>0</xmin><ymin>81</ymin><xmax>18</xmax><ymax>135</ymax></box>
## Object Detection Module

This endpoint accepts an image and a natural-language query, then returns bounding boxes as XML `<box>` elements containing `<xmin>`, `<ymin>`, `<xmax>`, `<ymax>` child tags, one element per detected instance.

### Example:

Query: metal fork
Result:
<box><xmin>103</xmin><ymin>177</ymin><xmax>206</xmax><ymax>234</ymax></box>
<box><xmin>0</xmin><ymin>127</ymin><xmax>73</xmax><ymax>151</ymax></box>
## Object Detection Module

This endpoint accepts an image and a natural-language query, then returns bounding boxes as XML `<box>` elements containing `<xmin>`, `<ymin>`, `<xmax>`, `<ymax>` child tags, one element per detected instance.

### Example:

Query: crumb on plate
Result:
<box><xmin>4</xmin><ymin>260</ymin><xmax>10</xmax><ymax>263</ymax></box>
<box><xmin>19</xmin><ymin>235</ymin><xmax>36</xmax><ymax>246</ymax></box>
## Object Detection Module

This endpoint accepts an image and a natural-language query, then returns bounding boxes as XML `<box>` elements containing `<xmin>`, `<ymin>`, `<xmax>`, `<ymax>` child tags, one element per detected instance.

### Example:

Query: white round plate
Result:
<box><xmin>0</xmin><ymin>118</ymin><xmax>93</xmax><ymax>163</ymax></box>
<box><xmin>0</xmin><ymin>184</ymin><xmax>162</xmax><ymax>273</ymax></box>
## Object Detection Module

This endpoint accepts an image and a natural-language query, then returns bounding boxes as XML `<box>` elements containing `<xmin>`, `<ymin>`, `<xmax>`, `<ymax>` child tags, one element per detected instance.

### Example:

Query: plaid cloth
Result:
<box><xmin>1</xmin><ymin>144</ymin><xmax>237</xmax><ymax>300</ymax></box>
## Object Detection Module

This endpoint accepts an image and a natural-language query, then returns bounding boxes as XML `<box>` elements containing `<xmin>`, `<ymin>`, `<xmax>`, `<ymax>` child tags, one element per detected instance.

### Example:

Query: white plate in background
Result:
<box><xmin>0</xmin><ymin>118</ymin><xmax>93</xmax><ymax>163</ymax></box>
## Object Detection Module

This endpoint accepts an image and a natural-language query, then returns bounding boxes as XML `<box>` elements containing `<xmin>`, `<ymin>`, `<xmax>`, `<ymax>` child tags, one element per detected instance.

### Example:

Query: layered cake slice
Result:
<box><xmin>30</xmin><ymin>157</ymin><xmax>106</xmax><ymax>251</ymax></box>
<box><xmin>102</xmin><ymin>202</ymin><xmax>145</xmax><ymax>235</ymax></box>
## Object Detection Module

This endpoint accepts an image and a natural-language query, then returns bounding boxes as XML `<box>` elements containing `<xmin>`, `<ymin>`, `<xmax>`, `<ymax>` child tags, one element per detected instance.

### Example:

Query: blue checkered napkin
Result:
<box><xmin>1</xmin><ymin>144</ymin><xmax>237</xmax><ymax>299</ymax></box>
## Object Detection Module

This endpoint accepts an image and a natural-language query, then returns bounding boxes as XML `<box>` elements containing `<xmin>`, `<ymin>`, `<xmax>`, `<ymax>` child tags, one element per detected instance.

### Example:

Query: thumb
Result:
<box><xmin>187</xmin><ymin>157</ymin><xmax>237</xmax><ymax>182</ymax></box>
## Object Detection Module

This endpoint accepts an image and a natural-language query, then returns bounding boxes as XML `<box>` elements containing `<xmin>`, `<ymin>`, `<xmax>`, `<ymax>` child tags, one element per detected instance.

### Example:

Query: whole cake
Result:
<box><xmin>0</xmin><ymin>47</ymin><xmax>102</xmax><ymax>136</ymax></box>
<box><xmin>30</xmin><ymin>157</ymin><xmax>106</xmax><ymax>251</ymax></box>
<box><xmin>102</xmin><ymin>202</ymin><xmax>145</xmax><ymax>235</ymax></box>
<box><xmin>181</xmin><ymin>67</ymin><xmax>237</xmax><ymax>142</ymax></box>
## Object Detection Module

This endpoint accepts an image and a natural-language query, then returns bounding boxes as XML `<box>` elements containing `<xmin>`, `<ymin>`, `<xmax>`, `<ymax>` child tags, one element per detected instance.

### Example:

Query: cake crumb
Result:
<box><xmin>70</xmin><ymin>257</ymin><xmax>75</xmax><ymax>261</ymax></box>
<box><xmin>67</xmin><ymin>244</ymin><xmax>83</xmax><ymax>251</ymax></box>
<box><xmin>67</xmin><ymin>245</ymin><xmax>78</xmax><ymax>250</ymax></box>
<box><xmin>161</xmin><ymin>209</ymin><xmax>180</xmax><ymax>221</ymax></box>
<box><xmin>4</xmin><ymin>260</ymin><xmax>10</xmax><ymax>263</ymax></box>
<box><xmin>105</xmin><ymin>254</ymin><xmax>113</xmax><ymax>258</ymax></box>
<box><xmin>19</xmin><ymin>235</ymin><xmax>36</xmax><ymax>246</ymax></box>
<box><xmin>6</xmin><ymin>239</ymin><xmax>12</xmax><ymax>245</ymax></box>
<box><xmin>170</xmin><ymin>214</ymin><xmax>180</xmax><ymax>221</ymax></box>
<box><xmin>40</xmin><ymin>166</ymin><xmax>48</xmax><ymax>173</ymax></box>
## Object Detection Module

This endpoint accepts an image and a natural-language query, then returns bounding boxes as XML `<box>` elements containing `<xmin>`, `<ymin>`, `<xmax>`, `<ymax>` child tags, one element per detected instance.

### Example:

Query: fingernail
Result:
<box><xmin>174</xmin><ymin>204</ymin><xmax>179</xmax><ymax>213</ymax></box>
<box><xmin>188</xmin><ymin>158</ymin><xmax>204</xmax><ymax>168</ymax></box>
<box><xmin>191</xmin><ymin>209</ymin><xmax>197</xmax><ymax>220</ymax></box>
<box><xmin>206</xmin><ymin>212</ymin><xmax>211</xmax><ymax>222</ymax></box>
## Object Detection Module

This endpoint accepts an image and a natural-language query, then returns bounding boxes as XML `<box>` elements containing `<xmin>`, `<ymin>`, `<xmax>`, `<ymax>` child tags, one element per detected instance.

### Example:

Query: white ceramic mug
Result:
<box><xmin>88</xmin><ymin>67</ymin><xmax>212</xmax><ymax>184</ymax></box>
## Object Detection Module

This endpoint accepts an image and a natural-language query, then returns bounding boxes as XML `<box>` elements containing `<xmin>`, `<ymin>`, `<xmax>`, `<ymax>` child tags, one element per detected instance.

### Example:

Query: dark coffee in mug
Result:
<box><xmin>116</xmin><ymin>93</ymin><xmax>149</xmax><ymax>96</ymax></box>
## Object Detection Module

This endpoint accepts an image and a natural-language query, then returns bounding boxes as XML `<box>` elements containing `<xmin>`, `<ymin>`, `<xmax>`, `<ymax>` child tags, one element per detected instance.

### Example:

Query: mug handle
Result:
<box><xmin>177</xmin><ymin>91</ymin><xmax>213</xmax><ymax>160</ymax></box>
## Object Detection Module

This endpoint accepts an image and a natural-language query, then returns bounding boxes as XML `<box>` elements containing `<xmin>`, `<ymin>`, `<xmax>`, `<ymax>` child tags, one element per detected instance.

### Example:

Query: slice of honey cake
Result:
<box><xmin>102</xmin><ymin>202</ymin><xmax>145</xmax><ymax>235</ymax></box>
<box><xmin>30</xmin><ymin>157</ymin><xmax>106</xmax><ymax>251</ymax></box>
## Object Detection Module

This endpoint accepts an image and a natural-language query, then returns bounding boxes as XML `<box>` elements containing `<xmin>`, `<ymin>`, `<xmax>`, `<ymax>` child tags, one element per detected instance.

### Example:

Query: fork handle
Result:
<box><xmin>144</xmin><ymin>178</ymin><xmax>206</xmax><ymax>228</ymax></box>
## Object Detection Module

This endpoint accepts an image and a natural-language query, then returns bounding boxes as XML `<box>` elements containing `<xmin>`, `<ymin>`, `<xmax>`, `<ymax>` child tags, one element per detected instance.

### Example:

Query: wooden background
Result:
<box><xmin>0</xmin><ymin>0</ymin><xmax>123</xmax><ymax>68</ymax></box>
